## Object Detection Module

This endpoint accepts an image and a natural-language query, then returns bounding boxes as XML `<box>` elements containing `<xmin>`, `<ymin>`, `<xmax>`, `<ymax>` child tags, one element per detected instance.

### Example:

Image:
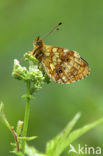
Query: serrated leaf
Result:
<box><xmin>46</xmin><ymin>115</ymin><xmax>103</xmax><ymax>156</ymax></box>
<box><xmin>10</xmin><ymin>150</ymin><xmax>24</xmax><ymax>156</ymax></box>
<box><xmin>25</xmin><ymin>144</ymin><xmax>46</xmax><ymax>156</ymax></box>
<box><xmin>65</xmin><ymin>117</ymin><xmax>103</xmax><ymax>148</ymax></box>
<box><xmin>46</xmin><ymin>113</ymin><xmax>81</xmax><ymax>156</ymax></box>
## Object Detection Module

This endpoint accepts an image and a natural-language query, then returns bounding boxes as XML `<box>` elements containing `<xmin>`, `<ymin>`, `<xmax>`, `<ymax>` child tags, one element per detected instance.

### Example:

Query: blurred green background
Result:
<box><xmin>0</xmin><ymin>0</ymin><xmax>103</xmax><ymax>155</ymax></box>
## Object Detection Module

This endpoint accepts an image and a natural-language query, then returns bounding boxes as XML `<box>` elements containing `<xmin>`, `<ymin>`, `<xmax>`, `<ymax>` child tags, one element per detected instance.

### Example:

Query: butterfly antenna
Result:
<box><xmin>42</xmin><ymin>22</ymin><xmax>62</xmax><ymax>39</ymax></box>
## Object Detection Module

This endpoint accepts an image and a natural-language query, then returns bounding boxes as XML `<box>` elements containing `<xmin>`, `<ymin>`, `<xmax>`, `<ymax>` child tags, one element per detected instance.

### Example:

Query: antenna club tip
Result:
<box><xmin>58</xmin><ymin>22</ymin><xmax>62</xmax><ymax>26</ymax></box>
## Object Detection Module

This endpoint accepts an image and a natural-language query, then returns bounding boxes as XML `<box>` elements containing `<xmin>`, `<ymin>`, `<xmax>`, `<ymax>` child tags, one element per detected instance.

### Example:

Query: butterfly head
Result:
<box><xmin>34</xmin><ymin>36</ymin><xmax>44</xmax><ymax>47</ymax></box>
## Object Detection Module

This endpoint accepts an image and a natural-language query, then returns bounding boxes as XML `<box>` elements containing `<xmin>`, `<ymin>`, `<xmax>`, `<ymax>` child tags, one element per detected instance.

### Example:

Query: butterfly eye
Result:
<box><xmin>36</xmin><ymin>41</ymin><xmax>41</xmax><ymax>45</ymax></box>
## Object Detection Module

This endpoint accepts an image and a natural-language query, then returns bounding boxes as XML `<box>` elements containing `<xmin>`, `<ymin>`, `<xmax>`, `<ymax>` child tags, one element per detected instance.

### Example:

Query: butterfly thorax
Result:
<box><xmin>31</xmin><ymin>36</ymin><xmax>45</xmax><ymax>61</ymax></box>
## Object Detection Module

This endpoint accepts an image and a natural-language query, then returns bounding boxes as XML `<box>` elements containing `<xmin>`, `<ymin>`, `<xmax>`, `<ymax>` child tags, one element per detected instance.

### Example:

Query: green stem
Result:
<box><xmin>22</xmin><ymin>80</ymin><xmax>31</xmax><ymax>153</ymax></box>
<box><xmin>0</xmin><ymin>103</ymin><xmax>20</xmax><ymax>152</ymax></box>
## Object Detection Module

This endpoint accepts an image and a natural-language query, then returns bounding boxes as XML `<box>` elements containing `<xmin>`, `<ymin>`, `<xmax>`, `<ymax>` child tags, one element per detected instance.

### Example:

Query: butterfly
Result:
<box><xmin>30</xmin><ymin>23</ymin><xmax>90</xmax><ymax>84</ymax></box>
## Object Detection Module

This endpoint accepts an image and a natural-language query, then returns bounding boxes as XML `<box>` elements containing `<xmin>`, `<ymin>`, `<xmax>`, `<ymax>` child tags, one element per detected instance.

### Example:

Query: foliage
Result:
<box><xmin>0</xmin><ymin>53</ymin><xmax>103</xmax><ymax>155</ymax></box>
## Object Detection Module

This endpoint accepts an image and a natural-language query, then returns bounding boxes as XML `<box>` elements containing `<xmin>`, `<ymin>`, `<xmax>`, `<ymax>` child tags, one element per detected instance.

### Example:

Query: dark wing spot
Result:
<box><xmin>59</xmin><ymin>69</ymin><xmax>62</xmax><ymax>73</ymax></box>
<box><xmin>56</xmin><ymin>66</ymin><xmax>63</xmax><ymax>74</ymax></box>
<box><xmin>66</xmin><ymin>58</ymin><xmax>69</xmax><ymax>61</ymax></box>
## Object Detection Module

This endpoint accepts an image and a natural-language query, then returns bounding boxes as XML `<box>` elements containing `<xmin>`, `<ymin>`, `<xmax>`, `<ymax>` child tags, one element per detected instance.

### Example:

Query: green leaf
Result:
<box><xmin>21</xmin><ymin>94</ymin><xmax>34</xmax><ymax>100</ymax></box>
<box><xmin>46</xmin><ymin>114</ymin><xmax>103</xmax><ymax>156</ymax></box>
<box><xmin>65</xmin><ymin>117</ymin><xmax>103</xmax><ymax>148</ymax></box>
<box><xmin>0</xmin><ymin>101</ymin><xmax>4</xmax><ymax>113</ymax></box>
<box><xmin>18</xmin><ymin>136</ymin><xmax>37</xmax><ymax>141</ymax></box>
<box><xmin>10</xmin><ymin>150</ymin><xmax>24</xmax><ymax>156</ymax></box>
<box><xmin>0</xmin><ymin>102</ymin><xmax>12</xmax><ymax>131</ymax></box>
<box><xmin>46</xmin><ymin>113</ymin><xmax>81</xmax><ymax>156</ymax></box>
<box><xmin>10</xmin><ymin>142</ymin><xmax>16</xmax><ymax>147</ymax></box>
<box><xmin>25</xmin><ymin>144</ymin><xmax>46</xmax><ymax>156</ymax></box>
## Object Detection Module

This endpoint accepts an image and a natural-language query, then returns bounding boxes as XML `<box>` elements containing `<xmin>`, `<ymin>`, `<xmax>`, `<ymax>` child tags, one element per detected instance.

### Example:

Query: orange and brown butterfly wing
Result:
<box><xmin>41</xmin><ymin>45</ymin><xmax>90</xmax><ymax>84</ymax></box>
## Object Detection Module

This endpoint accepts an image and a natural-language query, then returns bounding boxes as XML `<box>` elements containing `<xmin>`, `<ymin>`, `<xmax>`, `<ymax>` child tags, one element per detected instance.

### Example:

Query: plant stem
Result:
<box><xmin>0</xmin><ymin>103</ymin><xmax>20</xmax><ymax>151</ymax></box>
<box><xmin>22</xmin><ymin>80</ymin><xmax>31</xmax><ymax>153</ymax></box>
